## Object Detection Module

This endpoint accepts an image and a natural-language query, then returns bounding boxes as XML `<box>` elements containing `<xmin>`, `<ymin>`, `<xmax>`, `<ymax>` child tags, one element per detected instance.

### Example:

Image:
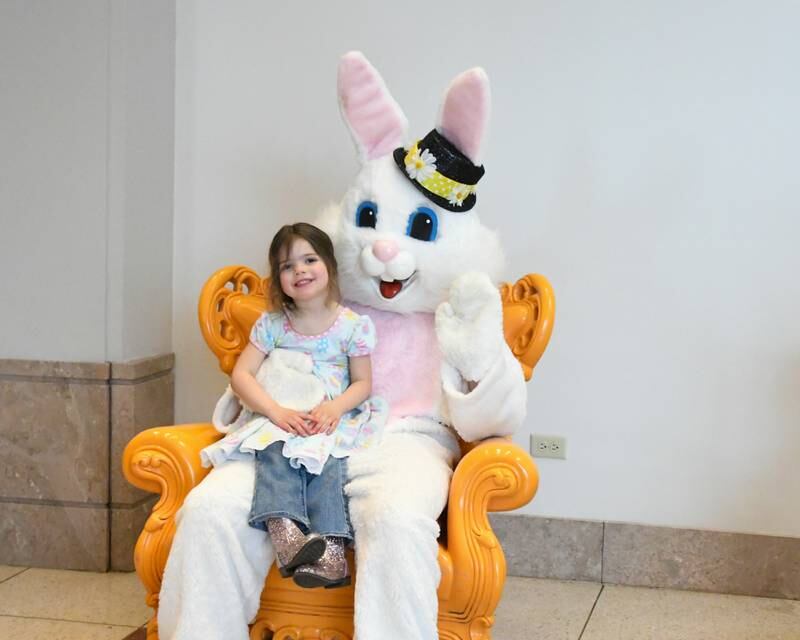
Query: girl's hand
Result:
<box><xmin>310</xmin><ymin>401</ymin><xmax>343</xmax><ymax>435</ymax></box>
<box><xmin>268</xmin><ymin>407</ymin><xmax>314</xmax><ymax>436</ymax></box>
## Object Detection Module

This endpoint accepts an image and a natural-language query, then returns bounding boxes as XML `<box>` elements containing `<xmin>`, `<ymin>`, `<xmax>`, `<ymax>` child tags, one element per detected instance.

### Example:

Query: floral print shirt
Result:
<box><xmin>200</xmin><ymin>306</ymin><xmax>386</xmax><ymax>474</ymax></box>
<box><xmin>250</xmin><ymin>306</ymin><xmax>376</xmax><ymax>400</ymax></box>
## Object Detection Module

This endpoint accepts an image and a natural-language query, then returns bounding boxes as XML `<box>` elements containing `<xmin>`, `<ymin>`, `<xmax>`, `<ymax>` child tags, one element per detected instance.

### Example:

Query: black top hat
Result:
<box><xmin>393</xmin><ymin>129</ymin><xmax>485</xmax><ymax>212</ymax></box>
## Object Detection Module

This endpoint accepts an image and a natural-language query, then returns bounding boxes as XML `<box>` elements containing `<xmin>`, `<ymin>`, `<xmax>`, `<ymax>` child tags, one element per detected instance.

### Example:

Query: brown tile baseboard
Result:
<box><xmin>0</xmin><ymin>501</ymin><xmax>108</xmax><ymax>571</ymax></box>
<box><xmin>489</xmin><ymin>513</ymin><xmax>603</xmax><ymax>582</ymax></box>
<box><xmin>0</xmin><ymin>358</ymin><xmax>109</xmax><ymax>381</ymax></box>
<box><xmin>0</xmin><ymin>354</ymin><xmax>173</xmax><ymax>571</ymax></box>
<box><xmin>491</xmin><ymin>514</ymin><xmax>800</xmax><ymax>600</ymax></box>
<box><xmin>603</xmin><ymin>521</ymin><xmax>800</xmax><ymax>600</ymax></box>
<box><xmin>111</xmin><ymin>353</ymin><xmax>175</xmax><ymax>381</ymax></box>
<box><xmin>111</xmin><ymin>496</ymin><xmax>158</xmax><ymax>571</ymax></box>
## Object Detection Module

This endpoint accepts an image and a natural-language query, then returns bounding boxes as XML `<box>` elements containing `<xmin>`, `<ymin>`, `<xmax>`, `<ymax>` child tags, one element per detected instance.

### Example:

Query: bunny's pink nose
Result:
<box><xmin>372</xmin><ymin>240</ymin><xmax>399</xmax><ymax>263</ymax></box>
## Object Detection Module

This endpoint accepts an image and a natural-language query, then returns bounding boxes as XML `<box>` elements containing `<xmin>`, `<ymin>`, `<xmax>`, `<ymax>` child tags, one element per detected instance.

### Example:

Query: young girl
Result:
<box><xmin>201</xmin><ymin>222</ymin><xmax>386</xmax><ymax>588</ymax></box>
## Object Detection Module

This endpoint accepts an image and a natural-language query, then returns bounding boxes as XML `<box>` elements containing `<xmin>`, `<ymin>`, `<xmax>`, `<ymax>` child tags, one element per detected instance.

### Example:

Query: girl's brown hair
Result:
<box><xmin>267</xmin><ymin>223</ymin><xmax>340</xmax><ymax>311</ymax></box>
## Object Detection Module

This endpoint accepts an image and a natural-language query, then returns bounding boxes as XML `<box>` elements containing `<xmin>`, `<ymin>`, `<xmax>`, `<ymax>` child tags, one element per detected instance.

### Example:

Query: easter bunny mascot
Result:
<box><xmin>156</xmin><ymin>52</ymin><xmax>526</xmax><ymax>640</ymax></box>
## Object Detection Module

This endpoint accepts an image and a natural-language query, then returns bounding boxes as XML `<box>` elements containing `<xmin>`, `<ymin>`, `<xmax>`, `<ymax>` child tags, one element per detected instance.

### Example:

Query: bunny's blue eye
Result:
<box><xmin>356</xmin><ymin>201</ymin><xmax>378</xmax><ymax>229</ymax></box>
<box><xmin>406</xmin><ymin>207</ymin><xmax>438</xmax><ymax>242</ymax></box>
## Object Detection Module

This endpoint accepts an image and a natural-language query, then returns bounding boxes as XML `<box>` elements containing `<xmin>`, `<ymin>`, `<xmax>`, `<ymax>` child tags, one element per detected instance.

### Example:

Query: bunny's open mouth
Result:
<box><xmin>376</xmin><ymin>273</ymin><xmax>416</xmax><ymax>299</ymax></box>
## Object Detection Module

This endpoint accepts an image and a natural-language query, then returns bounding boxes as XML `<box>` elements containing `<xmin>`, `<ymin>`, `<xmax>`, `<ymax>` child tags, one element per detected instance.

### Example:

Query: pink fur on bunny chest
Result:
<box><xmin>348</xmin><ymin>302</ymin><xmax>442</xmax><ymax>421</ymax></box>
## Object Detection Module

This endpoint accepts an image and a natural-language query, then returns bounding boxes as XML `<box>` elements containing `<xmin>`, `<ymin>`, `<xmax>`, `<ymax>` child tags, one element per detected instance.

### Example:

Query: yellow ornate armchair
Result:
<box><xmin>123</xmin><ymin>266</ymin><xmax>554</xmax><ymax>640</ymax></box>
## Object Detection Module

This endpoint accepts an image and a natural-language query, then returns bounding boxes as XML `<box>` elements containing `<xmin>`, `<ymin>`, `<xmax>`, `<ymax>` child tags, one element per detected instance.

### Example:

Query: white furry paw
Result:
<box><xmin>435</xmin><ymin>272</ymin><xmax>504</xmax><ymax>382</ymax></box>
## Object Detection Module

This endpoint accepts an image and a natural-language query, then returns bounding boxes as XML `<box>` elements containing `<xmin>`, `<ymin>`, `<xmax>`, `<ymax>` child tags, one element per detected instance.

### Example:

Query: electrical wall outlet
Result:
<box><xmin>530</xmin><ymin>434</ymin><xmax>567</xmax><ymax>460</ymax></box>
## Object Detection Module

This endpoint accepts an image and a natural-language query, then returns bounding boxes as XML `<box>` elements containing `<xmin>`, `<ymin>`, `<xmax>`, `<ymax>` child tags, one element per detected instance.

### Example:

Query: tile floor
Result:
<box><xmin>2</xmin><ymin>565</ymin><xmax>800</xmax><ymax>639</ymax></box>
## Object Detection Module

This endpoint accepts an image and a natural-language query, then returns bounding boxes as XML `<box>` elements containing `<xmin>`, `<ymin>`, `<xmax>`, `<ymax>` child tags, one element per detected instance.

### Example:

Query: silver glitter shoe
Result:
<box><xmin>292</xmin><ymin>536</ymin><xmax>351</xmax><ymax>589</ymax></box>
<box><xmin>266</xmin><ymin>517</ymin><xmax>326</xmax><ymax>578</ymax></box>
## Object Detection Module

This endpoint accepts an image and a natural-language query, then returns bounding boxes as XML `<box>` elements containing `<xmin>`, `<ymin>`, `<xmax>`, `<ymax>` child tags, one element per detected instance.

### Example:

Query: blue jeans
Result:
<box><xmin>249</xmin><ymin>442</ymin><xmax>353</xmax><ymax>541</ymax></box>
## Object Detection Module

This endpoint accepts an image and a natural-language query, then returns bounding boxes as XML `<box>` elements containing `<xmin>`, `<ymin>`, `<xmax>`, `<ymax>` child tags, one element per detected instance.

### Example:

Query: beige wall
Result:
<box><xmin>106</xmin><ymin>0</ymin><xmax>175</xmax><ymax>362</ymax></box>
<box><xmin>0</xmin><ymin>2</ymin><xmax>109</xmax><ymax>361</ymax></box>
<box><xmin>172</xmin><ymin>0</ymin><xmax>800</xmax><ymax>537</ymax></box>
<box><xmin>0</xmin><ymin>0</ymin><xmax>174</xmax><ymax>363</ymax></box>
<box><xmin>2</xmin><ymin>0</ymin><xmax>798</xmax><ymax>542</ymax></box>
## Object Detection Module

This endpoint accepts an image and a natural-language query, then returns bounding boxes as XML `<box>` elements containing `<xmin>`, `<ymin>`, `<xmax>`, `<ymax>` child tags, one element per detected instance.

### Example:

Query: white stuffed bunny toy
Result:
<box><xmin>157</xmin><ymin>52</ymin><xmax>527</xmax><ymax>640</ymax></box>
<box><xmin>199</xmin><ymin>349</ymin><xmax>327</xmax><ymax>469</ymax></box>
<box><xmin>209</xmin><ymin>349</ymin><xmax>325</xmax><ymax>436</ymax></box>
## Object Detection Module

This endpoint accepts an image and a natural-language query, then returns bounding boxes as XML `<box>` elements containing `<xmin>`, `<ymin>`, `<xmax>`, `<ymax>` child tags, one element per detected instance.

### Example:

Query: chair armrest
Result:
<box><xmin>438</xmin><ymin>438</ymin><xmax>538</xmax><ymax>618</ymax></box>
<box><xmin>122</xmin><ymin>423</ymin><xmax>222</xmax><ymax>608</ymax></box>
<box><xmin>123</xmin><ymin>423</ymin><xmax>220</xmax><ymax>497</ymax></box>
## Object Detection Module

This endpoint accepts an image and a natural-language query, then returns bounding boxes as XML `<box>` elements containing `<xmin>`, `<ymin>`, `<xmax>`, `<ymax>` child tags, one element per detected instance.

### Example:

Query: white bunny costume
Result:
<box><xmin>158</xmin><ymin>52</ymin><xmax>526</xmax><ymax>640</ymax></box>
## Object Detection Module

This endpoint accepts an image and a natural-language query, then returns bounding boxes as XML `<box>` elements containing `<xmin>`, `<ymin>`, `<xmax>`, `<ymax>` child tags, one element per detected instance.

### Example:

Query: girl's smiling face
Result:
<box><xmin>278</xmin><ymin>238</ymin><xmax>330</xmax><ymax>305</ymax></box>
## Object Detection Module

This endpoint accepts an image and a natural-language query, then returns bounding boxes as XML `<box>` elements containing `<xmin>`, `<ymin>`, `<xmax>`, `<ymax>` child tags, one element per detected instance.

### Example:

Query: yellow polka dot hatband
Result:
<box><xmin>392</xmin><ymin>129</ymin><xmax>485</xmax><ymax>212</ymax></box>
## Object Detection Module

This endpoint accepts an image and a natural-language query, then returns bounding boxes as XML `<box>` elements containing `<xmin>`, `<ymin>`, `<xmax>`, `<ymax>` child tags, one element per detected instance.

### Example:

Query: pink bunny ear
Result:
<box><xmin>338</xmin><ymin>52</ymin><xmax>408</xmax><ymax>162</ymax></box>
<box><xmin>437</xmin><ymin>68</ymin><xmax>491</xmax><ymax>164</ymax></box>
